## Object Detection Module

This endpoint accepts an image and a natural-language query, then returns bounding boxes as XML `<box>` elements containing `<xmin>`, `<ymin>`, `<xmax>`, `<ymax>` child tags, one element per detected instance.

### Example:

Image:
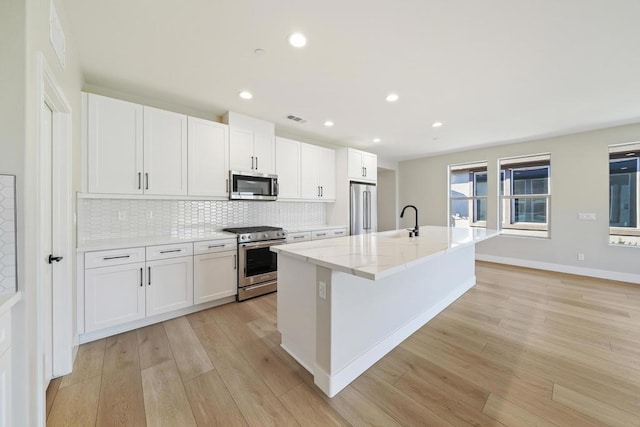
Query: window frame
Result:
<box><xmin>609</xmin><ymin>151</ymin><xmax>640</xmax><ymax>240</ymax></box>
<box><xmin>448</xmin><ymin>162</ymin><xmax>488</xmax><ymax>228</ymax></box>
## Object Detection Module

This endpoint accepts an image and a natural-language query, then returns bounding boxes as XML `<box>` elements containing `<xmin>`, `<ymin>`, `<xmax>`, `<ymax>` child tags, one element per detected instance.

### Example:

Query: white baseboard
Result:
<box><xmin>313</xmin><ymin>277</ymin><xmax>475</xmax><ymax>398</ymax></box>
<box><xmin>476</xmin><ymin>254</ymin><xmax>640</xmax><ymax>284</ymax></box>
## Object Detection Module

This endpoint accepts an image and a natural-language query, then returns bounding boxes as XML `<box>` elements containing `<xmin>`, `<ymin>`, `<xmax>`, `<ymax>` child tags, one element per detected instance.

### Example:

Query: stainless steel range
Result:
<box><xmin>223</xmin><ymin>226</ymin><xmax>287</xmax><ymax>301</ymax></box>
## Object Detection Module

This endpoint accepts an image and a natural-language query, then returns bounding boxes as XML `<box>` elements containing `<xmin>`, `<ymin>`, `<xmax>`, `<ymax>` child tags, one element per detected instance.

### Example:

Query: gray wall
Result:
<box><xmin>377</xmin><ymin>168</ymin><xmax>398</xmax><ymax>231</ymax></box>
<box><xmin>399</xmin><ymin>123</ymin><xmax>640</xmax><ymax>281</ymax></box>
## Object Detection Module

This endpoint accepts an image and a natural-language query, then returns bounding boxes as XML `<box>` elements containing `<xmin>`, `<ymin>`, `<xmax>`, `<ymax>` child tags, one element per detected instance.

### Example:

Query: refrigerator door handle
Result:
<box><xmin>363</xmin><ymin>191</ymin><xmax>370</xmax><ymax>230</ymax></box>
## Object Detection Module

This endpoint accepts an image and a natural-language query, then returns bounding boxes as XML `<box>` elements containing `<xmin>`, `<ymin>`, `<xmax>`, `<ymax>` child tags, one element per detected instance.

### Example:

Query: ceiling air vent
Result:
<box><xmin>285</xmin><ymin>114</ymin><xmax>307</xmax><ymax>124</ymax></box>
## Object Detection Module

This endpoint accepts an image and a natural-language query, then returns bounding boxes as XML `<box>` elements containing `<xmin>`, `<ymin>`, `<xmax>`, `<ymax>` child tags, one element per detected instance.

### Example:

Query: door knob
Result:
<box><xmin>48</xmin><ymin>255</ymin><xmax>63</xmax><ymax>264</ymax></box>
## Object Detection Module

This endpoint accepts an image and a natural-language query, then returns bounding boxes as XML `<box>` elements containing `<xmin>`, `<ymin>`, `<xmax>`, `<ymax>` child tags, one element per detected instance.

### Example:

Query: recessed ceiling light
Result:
<box><xmin>432</xmin><ymin>122</ymin><xmax>443</xmax><ymax>128</ymax></box>
<box><xmin>385</xmin><ymin>93</ymin><xmax>399</xmax><ymax>102</ymax></box>
<box><xmin>289</xmin><ymin>33</ymin><xmax>307</xmax><ymax>48</ymax></box>
<box><xmin>324</xmin><ymin>120</ymin><xmax>334</xmax><ymax>127</ymax></box>
<box><xmin>238</xmin><ymin>91</ymin><xmax>253</xmax><ymax>100</ymax></box>
<box><xmin>373</xmin><ymin>138</ymin><xmax>381</xmax><ymax>143</ymax></box>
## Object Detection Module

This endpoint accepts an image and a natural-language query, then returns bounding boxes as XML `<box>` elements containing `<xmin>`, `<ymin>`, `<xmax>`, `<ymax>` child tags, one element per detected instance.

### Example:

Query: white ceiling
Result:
<box><xmin>62</xmin><ymin>0</ymin><xmax>640</xmax><ymax>163</ymax></box>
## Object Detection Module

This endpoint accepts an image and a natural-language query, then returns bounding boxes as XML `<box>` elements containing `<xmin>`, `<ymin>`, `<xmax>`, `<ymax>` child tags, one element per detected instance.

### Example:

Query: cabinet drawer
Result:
<box><xmin>328</xmin><ymin>228</ymin><xmax>348</xmax><ymax>238</ymax></box>
<box><xmin>0</xmin><ymin>311</ymin><xmax>10</xmax><ymax>357</ymax></box>
<box><xmin>146</xmin><ymin>243</ymin><xmax>193</xmax><ymax>261</ymax></box>
<box><xmin>286</xmin><ymin>232</ymin><xmax>312</xmax><ymax>243</ymax></box>
<box><xmin>312</xmin><ymin>228</ymin><xmax>348</xmax><ymax>240</ymax></box>
<box><xmin>193</xmin><ymin>239</ymin><xmax>236</xmax><ymax>255</ymax></box>
<box><xmin>85</xmin><ymin>247</ymin><xmax>145</xmax><ymax>269</ymax></box>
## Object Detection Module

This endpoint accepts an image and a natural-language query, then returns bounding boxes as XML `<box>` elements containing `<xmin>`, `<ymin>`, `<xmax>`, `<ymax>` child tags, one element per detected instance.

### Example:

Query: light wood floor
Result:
<box><xmin>47</xmin><ymin>262</ymin><xmax>640</xmax><ymax>426</ymax></box>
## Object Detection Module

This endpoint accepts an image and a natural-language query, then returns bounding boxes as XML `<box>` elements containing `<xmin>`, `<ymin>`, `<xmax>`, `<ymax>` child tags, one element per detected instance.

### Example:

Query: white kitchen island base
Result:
<box><xmin>277</xmin><ymin>237</ymin><xmax>480</xmax><ymax>398</ymax></box>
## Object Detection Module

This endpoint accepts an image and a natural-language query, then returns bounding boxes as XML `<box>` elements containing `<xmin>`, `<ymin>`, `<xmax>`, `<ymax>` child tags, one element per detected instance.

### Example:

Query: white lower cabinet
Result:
<box><xmin>146</xmin><ymin>256</ymin><xmax>194</xmax><ymax>317</ymax></box>
<box><xmin>85</xmin><ymin>262</ymin><xmax>146</xmax><ymax>333</ymax></box>
<box><xmin>194</xmin><ymin>251</ymin><xmax>237</xmax><ymax>304</ymax></box>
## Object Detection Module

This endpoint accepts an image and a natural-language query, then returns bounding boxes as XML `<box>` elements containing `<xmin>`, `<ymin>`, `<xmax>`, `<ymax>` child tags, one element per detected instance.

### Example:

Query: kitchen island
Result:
<box><xmin>271</xmin><ymin>226</ymin><xmax>500</xmax><ymax>397</ymax></box>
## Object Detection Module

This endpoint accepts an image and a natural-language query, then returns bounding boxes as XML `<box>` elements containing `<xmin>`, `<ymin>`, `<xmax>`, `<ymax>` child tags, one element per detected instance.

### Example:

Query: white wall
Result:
<box><xmin>377</xmin><ymin>168</ymin><xmax>397</xmax><ymax>231</ymax></box>
<box><xmin>1</xmin><ymin>0</ymin><xmax>83</xmax><ymax>424</ymax></box>
<box><xmin>399</xmin><ymin>123</ymin><xmax>640</xmax><ymax>282</ymax></box>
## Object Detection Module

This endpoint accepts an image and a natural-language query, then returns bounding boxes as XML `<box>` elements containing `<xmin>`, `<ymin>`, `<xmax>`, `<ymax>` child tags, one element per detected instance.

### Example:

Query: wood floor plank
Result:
<box><xmin>137</xmin><ymin>323</ymin><xmax>174</xmax><ymax>370</ymax></box>
<box><xmin>60</xmin><ymin>338</ymin><xmax>106</xmax><ymax>388</ymax></box>
<box><xmin>96</xmin><ymin>331</ymin><xmax>146</xmax><ymax>427</ymax></box>
<box><xmin>163</xmin><ymin>316</ymin><xmax>214</xmax><ymax>381</ymax></box>
<box><xmin>193</xmin><ymin>322</ymin><xmax>298</xmax><ymax>427</ymax></box>
<box><xmin>185</xmin><ymin>306</ymin><xmax>219</xmax><ymax>329</ymax></box>
<box><xmin>47</xmin><ymin>375</ymin><xmax>102</xmax><ymax>427</ymax></box>
<box><xmin>141</xmin><ymin>359</ymin><xmax>197</xmax><ymax>426</ymax></box>
<box><xmin>324</xmin><ymin>385</ymin><xmax>403</xmax><ymax>427</ymax></box>
<box><xmin>184</xmin><ymin>369</ymin><xmax>248</xmax><ymax>427</ymax></box>
<box><xmin>280</xmin><ymin>382</ymin><xmax>351</xmax><ymax>426</ymax></box>
<box><xmin>482</xmin><ymin>393</ymin><xmax>555</xmax><ymax>427</ymax></box>
<box><xmin>552</xmin><ymin>383</ymin><xmax>640</xmax><ymax>427</ymax></box>
<box><xmin>45</xmin><ymin>377</ymin><xmax>63</xmax><ymax>420</ymax></box>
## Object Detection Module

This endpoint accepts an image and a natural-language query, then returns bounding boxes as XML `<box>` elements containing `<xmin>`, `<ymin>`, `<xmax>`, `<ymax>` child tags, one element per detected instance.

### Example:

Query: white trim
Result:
<box><xmin>476</xmin><ymin>254</ymin><xmax>640</xmax><ymax>284</ymax></box>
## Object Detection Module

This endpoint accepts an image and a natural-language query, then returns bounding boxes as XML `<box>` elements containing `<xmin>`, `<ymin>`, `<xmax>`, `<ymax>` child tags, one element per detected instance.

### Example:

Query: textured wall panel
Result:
<box><xmin>0</xmin><ymin>176</ymin><xmax>16</xmax><ymax>295</ymax></box>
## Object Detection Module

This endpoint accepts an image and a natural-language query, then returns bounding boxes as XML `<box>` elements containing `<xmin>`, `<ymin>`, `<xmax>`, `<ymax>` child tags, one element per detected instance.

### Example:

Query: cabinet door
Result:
<box><xmin>229</xmin><ymin>127</ymin><xmax>254</xmax><ymax>171</ymax></box>
<box><xmin>146</xmin><ymin>257</ymin><xmax>193</xmax><ymax>317</ymax></box>
<box><xmin>347</xmin><ymin>149</ymin><xmax>364</xmax><ymax>180</ymax></box>
<box><xmin>318</xmin><ymin>147</ymin><xmax>336</xmax><ymax>200</ymax></box>
<box><xmin>194</xmin><ymin>252</ymin><xmax>237</xmax><ymax>304</ymax></box>
<box><xmin>143</xmin><ymin>107</ymin><xmax>188</xmax><ymax>195</ymax></box>
<box><xmin>275</xmin><ymin>137</ymin><xmax>300</xmax><ymax>199</ymax></box>
<box><xmin>0</xmin><ymin>349</ymin><xmax>10</xmax><ymax>427</ymax></box>
<box><xmin>300</xmin><ymin>144</ymin><xmax>320</xmax><ymax>199</ymax></box>
<box><xmin>87</xmin><ymin>94</ymin><xmax>143</xmax><ymax>194</ymax></box>
<box><xmin>188</xmin><ymin>118</ymin><xmax>229</xmax><ymax>197</ymax></box>
<box><xmin>362</xmin><ymin>152</ymin><xmax>378</xmax><ymax>181</ymax></box>
<box><xmin>253</xmin><ymin>131</ymin><xmax>275</xmax><ymax>174</ymax></box>
<box><xmin>85</xmin><ymin>262</ymin><xmax>146</xmax><ymax>332</ymax></box>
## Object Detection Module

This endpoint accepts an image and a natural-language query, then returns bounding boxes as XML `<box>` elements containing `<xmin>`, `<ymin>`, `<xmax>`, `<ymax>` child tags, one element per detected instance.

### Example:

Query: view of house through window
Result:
<box><xmin>499</xmin><ymin>154</ymin><xmax>551</xmax><ymax>238</ymax></box>
<box><xmin>449</xmin><ymin>162</ymin><xmax>487</xmax><ymax>228</ymax></box>
<box><xmin>609</xmin><ymin>142</ymin><xmax>640</xmax><ymax>246</ymax></box>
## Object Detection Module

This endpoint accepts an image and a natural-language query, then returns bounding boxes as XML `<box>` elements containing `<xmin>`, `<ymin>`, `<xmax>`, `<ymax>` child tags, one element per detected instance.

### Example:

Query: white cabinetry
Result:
<box><xmin>300</xmin><ymin>143</ymin><xmax>336</xmax><ymax>200</ymax></box>
<box><xmin>188</xmin><ymin>117</ymin><xmax>229</xmax><ymax>197</ymax></box>
<box><xmin>275</xmin><ymin>137</ymin><xmax>301</xmax><ymax>199</ymax></box>
<box><xmin>224</xmin><ymin>111</ymin><xmax>275</xmax><ymax>174</ymax></box>
<box><xmin>86</xmin><ymin>93</ymin><xmax>189</xmax><ymax>195</ymax></box>
<box><xmin>311</xmin><ymin>227</ymin><xmax>348</xmax><ymax>240</ymax></box>
<box><xmin>347</xmin><ymin>148</ymin><xmax>377</xmax><ymax>182</ymax></box>
<box><xmin>146</xmin><ymin>256</ymin><xmax>194</xmax><ymax>317</ymax></box>
<box><xmin>193</xmin><ymin>239</ymin><xmax>237</xmax><ymax>304</ymax></box>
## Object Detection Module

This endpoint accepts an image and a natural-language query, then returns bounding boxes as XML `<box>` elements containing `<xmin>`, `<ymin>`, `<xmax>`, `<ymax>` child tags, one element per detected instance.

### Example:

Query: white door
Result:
<box><xmin>187</xmin><ymin>117</ymin><xmax>229</xmax><ymax>197</ymax></box>
<box><xmin>275</xmin><ymin>137</ymin><xmax>300</xmax><ymax>199</ymax></box>
<box><xmin>229</xmin><ymin>128</ymin><xmax>254</xmax><ymax>171</ymax></box>
<box><xmin>194</xmin><ymin>252</ymin><xmax>237</xmax><ymax>304</ymax></box>
<box><xmin>146</xmin><ymin>257</ymin><xmax>194</xmax><ymax>317</ymax></box>
<box><xmin>143</xmin><ymin>107</ymin><xmax>188</xmax><ymax>195</ymax></box>
<box><xmin>362</xmin><ymin>152</ymin><xmax>378</xmax><ymax>181</ymax></box>
<box><xmin>253</xmin><ymin>131</ymin><xmax>275</xmax><ymax>174</ymax></box>
<box><xmin>84</xmin><ymin>263</ymin><xmax>146</xmax><ymax>332</ymax></box>
<box><xmin>300</xmin><ymin>144</ymin><xmax>320</xmax><ymax>199</ymax></box>
<box><xmin>40</xmin><ymin>102</ymin><xmax>54</xmax><ymax>386</ymax></box>
<box><xmin>319</xmin><ymin>147</ymin><xmax>336</xmax><ymax>200</ymax></box>
<box><xmin>87</xmin><ymin>94</ymin><xmax>143</xmax><ymax>194</ymax></box>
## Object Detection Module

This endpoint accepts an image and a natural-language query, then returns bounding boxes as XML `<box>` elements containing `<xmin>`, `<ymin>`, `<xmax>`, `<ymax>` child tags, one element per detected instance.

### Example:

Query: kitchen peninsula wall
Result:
<box><xmin>77</xmin><ymin>198</ymin><xmax>326</xmax><ymax>242</ymax></box>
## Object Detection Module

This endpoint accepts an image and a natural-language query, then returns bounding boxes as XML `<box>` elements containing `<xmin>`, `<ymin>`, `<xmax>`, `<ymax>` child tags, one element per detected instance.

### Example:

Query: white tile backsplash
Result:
<box><xmin>0</xmin><ymin>175</ymin><xmax>16</xmax><ymax>295</ymax></box>
<box><xmin>78</xmin><ymin>198</ymin><xmax>326</xmax><ymax>243</ymax></box>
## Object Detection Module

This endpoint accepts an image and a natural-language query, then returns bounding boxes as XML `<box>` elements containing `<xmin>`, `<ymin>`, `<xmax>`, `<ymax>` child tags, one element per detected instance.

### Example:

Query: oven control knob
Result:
<box><xmin>263</xmin><ymin>233</ymin><xmax>268</xmax><ymax>238</ymax></box>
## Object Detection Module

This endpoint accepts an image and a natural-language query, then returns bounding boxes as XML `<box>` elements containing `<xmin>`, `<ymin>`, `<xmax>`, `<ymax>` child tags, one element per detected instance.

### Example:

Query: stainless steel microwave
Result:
<box><xmin>229</xmin><ymin>171</ymin><xmax>279</xmax><ymax>201</ymax></box>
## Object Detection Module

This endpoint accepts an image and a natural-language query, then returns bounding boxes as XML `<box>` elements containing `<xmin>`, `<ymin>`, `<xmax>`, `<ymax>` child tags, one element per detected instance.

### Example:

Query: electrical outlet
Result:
<box><xmin>117</xmin><ymin>211</ymin><xmax>127</xmax><ymax>221</ymax></box>
<box><xmin>577</xmin><ymin>253</ymin><xmax>585</xmax><ymax>261</ymax></box>
<box><xmin>318</xmin><ymin>281</ymin><xmax>327</xmax><ymax>299</ymax></box>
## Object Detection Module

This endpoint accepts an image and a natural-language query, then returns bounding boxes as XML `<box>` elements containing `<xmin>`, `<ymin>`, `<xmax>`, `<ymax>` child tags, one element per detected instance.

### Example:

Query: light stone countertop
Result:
<box><xmin>271</xmin><ymin>226</ymin><xmax>501</xmax><ymax>281</ymax></box>
<box><xmin>77</xmin><ymin>231</ymin><xmax>237</xmax><ymax>253</ymax></box>
<box><xmin>284</xmin><ymin>225</ymin><xmax>348</xmax><ymax>233</ymax></box>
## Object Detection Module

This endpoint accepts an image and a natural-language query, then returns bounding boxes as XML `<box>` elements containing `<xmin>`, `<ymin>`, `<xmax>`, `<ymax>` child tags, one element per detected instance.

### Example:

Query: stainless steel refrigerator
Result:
<box><xmin>350</xmin><ymin>182</ymin><xmax>377</xmax><ymax>235</ymax></box>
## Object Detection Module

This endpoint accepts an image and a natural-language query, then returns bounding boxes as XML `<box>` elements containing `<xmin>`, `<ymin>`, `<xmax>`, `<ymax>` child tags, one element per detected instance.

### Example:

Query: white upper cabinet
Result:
<box><xmin>347</xmin><ymin>148</ymin><xmax>377</xmax><ymax>182</ymax></box>
<box><xmin>87</xmin><ymin>93</ymin><xmax>191</xmax><ymax>196</ymax></box>
<box><xmin>300</xmin><ymin>143</ymin><xmax>336</xmax><ymax>201</ymax></box>
<box><xmin>224</xmin><ymin>111</ymin><xmax>275</xmax><ymax>174</ymax></box>
<box><xmin>87</xmin><ymin>94</ymin><xmax>144</xmax><ymax>194</ymax></box>
<box><xmin>143</xmin><ymin>107</ymin><xmax>188</xmax><ymax>195</ymax></box>
<box><xmin>188</xmin><ymin>117</ymin><xmax>229</xmax><ymax>197</ymax></box>
<box><xmin>275</xmin><ymin>137</ymin><xmax>301</xmax><ymax>199</ymax></box>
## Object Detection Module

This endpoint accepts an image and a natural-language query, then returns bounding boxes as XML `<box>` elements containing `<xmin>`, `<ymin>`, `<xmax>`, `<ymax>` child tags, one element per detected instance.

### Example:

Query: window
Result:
<box><xmin>609</xmin><ymin>142</ymin><xmax>640</xmax><ymax>246</ymax></box>
<box><xmin>499</xmin><ymin>154</ymin><xmax>550</xmax><ymax>237</ymax></box>
<box><xmin>449</xmin><ymin>162</ymin><xmax>487</xmax><ymax>228</ymax></box>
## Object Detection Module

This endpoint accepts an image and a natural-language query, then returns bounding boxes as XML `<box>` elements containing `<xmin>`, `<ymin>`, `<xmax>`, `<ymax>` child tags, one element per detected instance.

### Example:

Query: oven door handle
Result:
<box><xmin>243</xmin><ymin>281</ymin><xmax>278</xmax><ymax>292</ymax></box>
<box><xmin>240</xmin><ymin>240</ymin><xmax>285</xmax><ymax>250</ymax></box>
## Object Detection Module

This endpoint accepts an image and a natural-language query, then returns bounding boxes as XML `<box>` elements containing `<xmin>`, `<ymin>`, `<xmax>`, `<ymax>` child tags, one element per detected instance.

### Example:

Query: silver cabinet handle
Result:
<box><xmin>320</xmin><ymin>186</ymin><xmax>323</xmax><ymax>197</ymax></box>
<box><xmin>140</xmin><ymin>268</ymin><xmax>143</xmax><ymax>287</ymax></box>
<box><xmin>364</xmin><ymin>167</ymin><xmax>367</xmax><ymax>177</ymax></box>
<box><xmin>318</xmin><ymin>186</ymin><xmax>321</xmax><ymax>197</ymax></box>
<box><xmin>207</xmin><ymin>244</ymin><xmax>224</xmax><ymax>249</ymax></box>
<box><xmin>138</xmin><ymin>172</ymin><xmax>141</xmax><ymax>190</ymax></box>
<box><xmin>251</xmin><ymin>156</ymin><xmax>255</xmax><ymax>170</ymax></box>
<box><xmin>160</xmin><ymin>249</ymin><xmax>182</xmax><ymax>254</ymax></box>
<box><xmin>255</xmin><ymin>157</ymin><xmax>258</xmax><ymax>170</ymax></box>
<box><xmin>293</xmin><ymin>235</ymin><xmax>305</xmax><ymax>239</ymax></box>
<box><xmin>148</xmin><ymin>266</ymin><xmax>151</xmax><ymax>285</ymax></box>
<box><xmin>316</xmin><ymin>233</ymin><xmax>326</xmax><ymax>237</ymax></box>
<box><xmin>103</xmin><ymin>255</ymin><xmax>130</xmax><ymax>260</ymax></box>
<box><xmin>233</xmin><ymin>254</ymin><xmax>237</xmax><ymax>270</ymax></box>
<box><xmin>145</xmin><ymin>173</ymin><xmax>149</xmax><ymax>190</ymax></box>
<box><xmin>226</xmin><ymin>178</ymin><xmax>229</xmax><ymax>194</ymax></box>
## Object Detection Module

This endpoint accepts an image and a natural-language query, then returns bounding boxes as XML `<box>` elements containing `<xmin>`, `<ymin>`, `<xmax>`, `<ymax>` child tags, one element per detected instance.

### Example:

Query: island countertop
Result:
<box><xmin>271</xmin><ymin>226</ymin><xmax>500</xmax><ymax>280</ymax></box>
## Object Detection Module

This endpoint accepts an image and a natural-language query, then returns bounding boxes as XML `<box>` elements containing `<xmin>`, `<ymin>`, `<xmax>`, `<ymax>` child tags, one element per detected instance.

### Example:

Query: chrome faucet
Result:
<box><xmin>400</xmin><ymin>205</ymin><xmax>419</xmax><ymax>237</ymax></box>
